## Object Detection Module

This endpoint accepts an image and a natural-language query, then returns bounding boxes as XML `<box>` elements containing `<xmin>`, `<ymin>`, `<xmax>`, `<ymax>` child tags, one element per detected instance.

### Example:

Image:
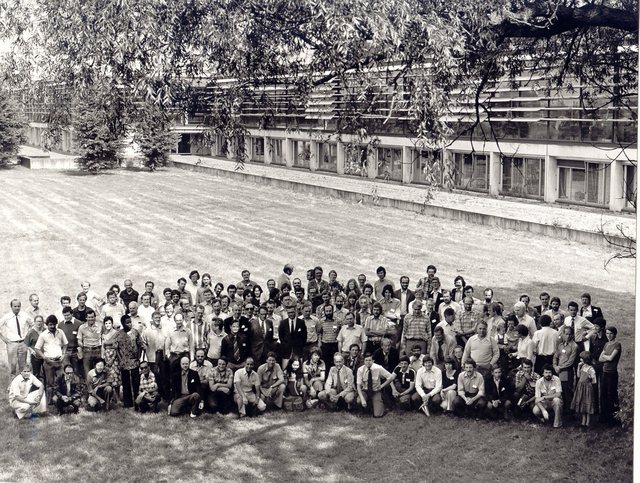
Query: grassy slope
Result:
<box><xmin>0</xmin><ymin>167</ymin><xmax>634</xmax><ymax>482</ymax></box>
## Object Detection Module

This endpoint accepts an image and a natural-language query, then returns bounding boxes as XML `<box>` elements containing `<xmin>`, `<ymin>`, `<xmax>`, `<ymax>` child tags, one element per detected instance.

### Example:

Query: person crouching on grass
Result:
<box><xmin>9</xmin><ymin>364</ymin><xmax>47</xmax><ymax>419</ymax></box>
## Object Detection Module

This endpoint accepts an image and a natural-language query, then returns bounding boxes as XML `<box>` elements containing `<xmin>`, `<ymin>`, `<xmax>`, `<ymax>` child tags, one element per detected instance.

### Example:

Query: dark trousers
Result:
<box><xmin>453</xmin><ymin>392</ymin><xmax>487</xmax><ymax>418</ymax></box>
<box><xmin>63</xmin><ymin>349</ymin><xmax>82</xmax><ymax>378</ymax></box>
<box><xmin>31</xmin><ymin>355</ymin><xmax>44</xmax><ymax>381</ymax></box>
<box><xmin>321</xmin><ymin>342</ymin><xmax>338</xmax><ymax>369</ymax></box>
<box><xmin>485</xmin><ymin>399</ymin><xmax>513</xmax><ymax>420</ymax></box>
<box><xmin>150</xmin><ymin>350</ymin><xmax>169</xmax><ymax>401</ymax></box>
<box><xmin>43</xmin><ymin>359</ymin><xmax>63</xmax><ymax>402</ymax></box>
<box><xmin>54</xmin><ymin>396</ymin><xmax>81</xmax><ymax>415</ymax></box>
<box><xmin>82</xmin><ymin>346</ymin><xmax>102</xmax><ymax>379</ymax></box>
<box><xmin>137</xmin><ymin>393</ymin><xmax>161</xmax><ymax>413</ymax></box>
<box><xmin>121</xmin><ymin>367</ymin><xmax>140</xmax><ymax>408</ymax></box>
<box><xmin>170</xmin><ymin>393</ymin><xmax>201</xmax><ymax>416</ymax></box>
<box><xmin>601</xmin><ymin>372</ymin><xmax>619</xmax><ymax>424</ymax></box>
<box><xmin>558</xmin><ymin>369</ymin><xmax>575</xmax><ymax>413</ymax></box>
<box><xmin>206</xmin><ymin>390</ymin><xmax>233</xmax><ymax>413</ymax></box>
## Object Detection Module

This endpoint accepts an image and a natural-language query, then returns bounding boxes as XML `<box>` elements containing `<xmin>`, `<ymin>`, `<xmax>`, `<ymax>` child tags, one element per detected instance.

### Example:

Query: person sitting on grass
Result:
<box><xmin>452</xmin><ymin>359</ymin><xmax>487</xmax><ymax>419</ymax></box>
<box><xmin>257</xmin><ymin>352</ymin><xmax>286</xmax><ymax>410</ymax></box>
<box><xmin>390</xmin><ymin>355</ymin><xmax>417</xmax><ymax>410</ymax></box>
<box><xmin>168</xmin><ymin>356</ymin><xmax>203</xmax><ymax>418</ymax></box>
<box><xmin>484</xmin><ymin>365</ymin><xmax>513</xmax><ymax>420</ymax></box>
<box><xmin>356</xmin><ymin>352</ymin><xmax>394</xmax><ymax>418</ymax></box>
<box><xmin>533</xmin><ymin>364</ymin><xmax>563</xmax><ymax>428</ymax></box>
<box><xmin>135</xmin><ymin>361</ymin><xmax>161</xmax><ymax>413</ymax></box>
<box><xmin>439</xmin><ymin>356</ymin><xmax>459</xmax><ymax>414</ymax></box>
<box><xmin>512</xmin><ymin>358</ymin><xmax>539</xmax><ymax>419</ymax></box>
<box><xmin>285</xmin><ymin>357</ymin><xmax>308</xmax><ymax>399</ymax></box>
<box><xmin>9</xmin><ymin>364</ymin><xmax>47</xmax><ymax>420</ymax></box>
<box><xmin>86</xmin><ymin>359</ymin><xmax>114</xmax><ymax>411</ymax></box>
<box><xmin>52</xmin><ymin>364</ymin><xmax>83</xmax><ymax>415</ymax></box>
<box><xmin>318</xmin><ymin>353</ymin><xmax>355</xmax><ymax>411</ymax></box>
<box><xmin>206</xmin><ymin>357</ymin><xmax>234</xmax><ymax>414</ymax></box>
<box><xmin>303</xmin><ymin>348</ymin><xmax>326</xmax><ymax>407</ymax></box>
<box><xmin>415</xmin><ymin>356</ymin><xmax>442</xmax><ymax>416</ymax></box>
<box><xmin>234</xmin><ymin>357</ymin><xmax>266</xmax><ymax>417</ymax></box>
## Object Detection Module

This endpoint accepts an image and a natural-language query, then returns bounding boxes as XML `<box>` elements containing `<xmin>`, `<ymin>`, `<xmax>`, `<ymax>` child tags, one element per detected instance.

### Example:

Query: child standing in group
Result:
<box><xmin>571</xmin><ymin>351</ymin><xmax>597</xmax><ymax>428</ymax></box>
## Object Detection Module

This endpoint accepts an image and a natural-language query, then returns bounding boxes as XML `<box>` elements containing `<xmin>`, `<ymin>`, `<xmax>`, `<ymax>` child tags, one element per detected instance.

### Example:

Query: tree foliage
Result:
<box><xmin>0</xmin><ymin>85</ymin><xmax>26</xmax><ymax>166</ymax></box>
<box><xmin>0</xmin><ymin>0</ymin><xmax>637</xmax><ymax>156</ymax></box>
<box><xmin>73</xmin><ymin>90</ymin><xmax>126</xmax><ymax>173</ymax></box>
<box><xmin>133</xmin><ymin>104</ymin><xmax>180</xmax><ymax>170</ymax></box>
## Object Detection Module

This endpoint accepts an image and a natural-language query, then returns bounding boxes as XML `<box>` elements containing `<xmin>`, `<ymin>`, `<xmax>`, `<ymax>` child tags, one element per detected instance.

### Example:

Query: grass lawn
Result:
<box><xmin>0</xmin><ymin>166</ymin><xmax>634</xmax><ymax>482</ymax></box>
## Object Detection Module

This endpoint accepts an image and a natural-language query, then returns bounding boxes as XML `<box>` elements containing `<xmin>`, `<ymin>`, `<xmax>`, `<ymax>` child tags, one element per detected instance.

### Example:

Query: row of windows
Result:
<box><xmin>175</xmin><ymin>134</ymin><xmax>637</xmax><ymax>209</ymax></box>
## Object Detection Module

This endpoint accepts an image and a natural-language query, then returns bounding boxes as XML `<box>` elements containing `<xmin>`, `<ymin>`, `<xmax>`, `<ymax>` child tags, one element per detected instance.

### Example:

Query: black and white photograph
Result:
<box><xmin>0</xmin><ymin>0</ymin><xmax>636</xmax><ymax>481</ymax></box>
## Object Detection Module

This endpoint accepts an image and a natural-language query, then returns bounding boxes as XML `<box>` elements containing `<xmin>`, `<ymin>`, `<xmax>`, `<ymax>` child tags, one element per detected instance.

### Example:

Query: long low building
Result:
<box><xmin>21</xmin><ymin>68</ymin><xmax>637</xmax><ymax>212</ymax></box>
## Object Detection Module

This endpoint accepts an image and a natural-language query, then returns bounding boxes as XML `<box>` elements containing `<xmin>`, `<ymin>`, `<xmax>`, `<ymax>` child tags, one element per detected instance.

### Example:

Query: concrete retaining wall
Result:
<box><xmin>168</xmin><ymin>160</ymin><xmax>630</xmax><ymax>248</ymax></box>
<box><xmin>19</xmin><ymin>155</ymin><xmax>77</xmax><ymax>170</ymax></box>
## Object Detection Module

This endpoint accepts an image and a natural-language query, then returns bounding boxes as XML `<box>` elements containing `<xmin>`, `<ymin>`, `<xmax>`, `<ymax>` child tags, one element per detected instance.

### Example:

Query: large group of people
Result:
<box><xmin>1</xmin><ymin>264</ymin><xmax>622</xmax><ymax>428</ymax></box>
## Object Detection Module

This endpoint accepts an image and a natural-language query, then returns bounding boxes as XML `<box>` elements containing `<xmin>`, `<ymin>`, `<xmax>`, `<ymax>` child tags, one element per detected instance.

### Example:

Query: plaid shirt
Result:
<box><xmin>403</xmin><ymin>314</ymin><xmax>431</xmax><ymax>341</ymax></box>
<box><xmin>454</xmin><ymin>309</ymin><xmax>481</xmax><ymax>335</ymax></box>
<box><xmin>139</xmin><ymin>372</ymin><xmax>158</xmax><ymax>394</ymax></box>
<box><xmin>515</xmin><ymin>370</ymin><xmax>540</xmax><ymax>398</ymax></box>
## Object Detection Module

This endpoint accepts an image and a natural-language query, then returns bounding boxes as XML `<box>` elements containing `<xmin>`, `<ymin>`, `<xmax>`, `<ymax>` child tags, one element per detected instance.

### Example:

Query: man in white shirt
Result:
<box><xmin>438</xmin><ymin>290</ymin><xmax>461</xmax><ymax>321</ymax></box>
<box><xmin>0</xmin><ymin>299</ymin><xmax>32</xmax><ymax>378</ymax></box>
<box><xmin>415</xmin><ymin>356</ymin><xmax>442</xmax><ymax>416</ymax></box>
<box><xmin>9</xmin><ymin>365</ymin><xmax>46</xmax><ymax>419</ymax></box>
<box><xmin>533</xmin><ymin>365</ymin><xmax>563</xmax><ymax>428</ymax></box>
<box><xmin>138</xmin><ymin>294</ymin><xmax>156</xmax><ymax>327</ymax></box>
<box><xmin>35</xmin><ymin>315</ymin><xmax>68</xmax><ymax>402</ymax></box>
<box><xmin>514</xmin><ymin>302</ymin><xmax>537</xmax><ymax>337</ymax></box>
<box><xmin>531</xmin><ymin>315</ymin><xmax>558</xmax><ymax>374</ymax></box>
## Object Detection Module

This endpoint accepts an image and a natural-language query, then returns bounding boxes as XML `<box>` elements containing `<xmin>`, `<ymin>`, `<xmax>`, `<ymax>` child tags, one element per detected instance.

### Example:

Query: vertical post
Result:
<box><xmin>226</xmin><ymin>137</ymin><xmax>234</xmax><ymax>160</ymax></box>
<box><xmin>489</xmin><ymin>151</ymin><xmax>501</xmax><ymax>196</ymax></box>
<box><xmin>264</xmin><ymin>136</ymin><xmax>272</xmax><ymax>165</ymax></box>
<box><xmin>368</xmin><ymin>146</ymin><xmax>378</xmax><ymax>179</ymax></box>
<box><xmin>402</xmin><ymin>146</ymin><xmax>412</xmax><ymax>184</ymax></box>
<box><xmin>285</xmin><ymin>138</ymin><xmax>294</xmax><ymax>167</ymax></box>
<box><xmin>337</xmin><ymin>142</ymin><xmax>345</xmax><ymax>175</ymax></box>
<box><xmin>244</xmin><ymin>136</ymin><xmax>252</xmax><ymax>163</ymax></box>
<box><xmin>609</xmin><ymin>158</ymin><xmax>625</xmax><ymax>211</ymax></box>
<box><xmin>544</xmin><ymin>155</ymin><xmax>558</xmax><ymax>203</ymax></box>
<box><xmin>309</xmin><ymin>140</ymin><xmax>319</xmax><ymax>171</ymax></box>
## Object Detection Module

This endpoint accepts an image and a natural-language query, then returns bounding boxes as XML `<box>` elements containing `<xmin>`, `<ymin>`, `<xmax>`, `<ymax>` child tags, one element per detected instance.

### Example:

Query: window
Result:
<box><xmin>501</xmin><ymin>157</ymin><xmax>545</xmax><ymax>198</ymax></box>
<box><xmin>377</xmin><ymin>147</ymin><xmax>403</xmax><ymax>181</ymax></box>
<box><xmin>271</xmin><ymin>139</ymin><xmax>284</xmax><ymax>165</ymax></box>
<box><xmin>293</xmin><ymin>140</ymin><xmax>310</xmax><ymax>168</ymax></box>
<box><xmin>318</xmin><ymin>143</ymin><xmax>337</xmax><ymax>172</ymax></box>
<box><xmin>453</xmin><ymin>152</ymin><xmax>489</xmax><ymax>191</ymax></box>
<box><xmin>624</xmin><ymin>164</ymin><xmax>637</xmax><ymax>209</ymax></box>
<box><xmin>252</xmin><ymin>137</ymin><xmax>264</xmax><ymax>161</ymax></box>
<box><xmin>558</xmin><ymin>160</ymin><xmax>610</xmax><ymax>206</ymax></box>
<box><xmin>412</xmin><ymin>150</ymin><xmax>443</xmax><ymax>185</ymax></box>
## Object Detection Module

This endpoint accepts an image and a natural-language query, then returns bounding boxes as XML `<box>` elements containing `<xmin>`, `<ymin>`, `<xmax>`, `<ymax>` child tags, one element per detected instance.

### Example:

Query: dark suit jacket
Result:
<box><xmin>223</xmin><ymin>316</ymin><xmax>252</xmax><ymax>340</ymax></box>
<box><xmin>250</xmin><ymin>317</ymin><xmax>277</xmax><ymax>362</ymax></box>
<box><xmin>393</xmin><ymin>289</ymin><xmax>415</xmax><ymax>314</ymax></box>
<box><xmin>344</xmin><ymin>355</ymin><xmax>363</xmax><ymax>378</ymax></box>
<box><xmin>372</xmin><ymin>347</ymin><xmax>400</xmax><ymax>372</ymax></box>
<box><xmin>484</xmin><ymin>375</ymin><xmax>513</xmax><ymax>402</ymax></box>
<box><xmin>221</xmin><ymin>332</ymin><xmax>250</xmax><ymax>364</ymax></box>
<box><xmin>580</xmin><ymin>306</ymin><xmax>603</xmax><ymax>322</ymax></box>
<box><xmin>170</xmin><ymin>368</ymin><xmax>202</xmax><ymax>401</ymax></box>
<box><xmin>54</xmin><ymin>374</ymin><xmax>83</xmax><ymax>399</ymax></box>
<box><xmin>278</xmin><ymin>317</ymin><xmax>307</xmax><ymax>359</ymax></box>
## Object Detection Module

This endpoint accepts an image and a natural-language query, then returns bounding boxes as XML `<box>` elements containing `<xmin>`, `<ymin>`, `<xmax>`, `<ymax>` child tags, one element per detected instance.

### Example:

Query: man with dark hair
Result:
<box><xmin>390</xmin><ymin>355</ymin><xmax>416</xmax><ymax>410</ymax></box>
<box><xmin>136</xmin><ymin>361</ymin><xmax>161</xmax><ymax>413</ymax></box>
<box><xmin>453</xmin><ymin>359</ymin><xmax>487</xmax><ymax>418</ymax></box>
<box><xmin>169</xmin><ymin>356</ymin><xmax>202</xmax><ymax>418</ymax></box>
<box><xmin>513</xmin><ymin>358</ymin><xmax>539</xmax><ymax>418</ymax></box>
<box><xmin>484</xmin><ymin>365</ymin><xmax>513</xmax><ymax>420</ymax></box>
<box><xmin>251</xmin><ymin>305</ymin><xmax>276</xmax><ymax>364</ymax></box>
<box><xmin>564</xmin><ymin>301</ymin><xmax>595</xmax><ymax>352</ymax></box>
<box><xmin>373</xmin><ymin>266</ymin><xmax>394</xmax><ymax>301</ymax></box>
<box><xmin>234</xmin><ymin>357</ymin><xmax>266</xmax><ymax>417</ymax></box>
<box><xmin>430</xmin><ymin>326</ymin><xmax>456</xmax><ymax>369</ymax></box>
<box><xmin>394</xmin><ymin>276</ymin><xmax>415</xmax><ymax>322</ymax></box>
<box><xmin>372</xmin><ymin>337</ymin><xmax>399</xmax><ymax>372</ymax></box>
<box><xmin>415</xmin><ymin>356</ymin><xmax>442</xmax><ymax>416</ymax></box>
<box><xmin>86</xmin><ymin>358</ymin><xmax>114</xmax><ymax>411</ymax></box>
<box><xmin>120</xmin><ymin>280</ymin><xmax>139</xmax><ymax>314</ymax></box>
<box><xmin>579</xmin><ymin>293</ymin><xmax>603</xmax><ymax>322</ymax></box>
<box><xmin>532</xmin><ymin>315</ymin><xmax>557</xmax><ymax>374</ymax></box>
<box><xmin>257</xmin><ymin>352</ymin><xmax>286</xmax><ymax>410</ymax></box>
<box><xmin>206</xmin><ymin>357</ymin><xmax>234</xmax><ymax>414</ymax></box>
<box><xmin>35</xmin><ymin>315</ymin><xmax>67</xmax><ymax>403</ymax></box>
<box><xmin>307</xmin><ymin>267</ymin><xmax>329</xmax><ymax>301</ymax></box>
<box><xmin>438</xmin><ymin>290</ymin><xmax>460</xmax><ymax>321</ymax></box>
<box><xmin>534</xmin><ymin>292</ymin><xmax>550</xmax><ymax>316</ymax></box>
<box><xmin>363</xmin><ymin>302</ymin><xmax>392</xmax><ymax>354</ymax></box>
<box><xmin>356</xmin><ymin>352</ymin><xmax>394</xmax><ymax>417</ymax></box>
<box><xmin>533</xmin><ymin>364</ymin><xmax>563</xmax><ymax>428</ymax></box>
<box><xmin>553</xmin><ymin>325</ymin><xmax>578</xmax><ymax>413</ymax></box>
<box><xmin>278</xmin><ymin>306</ymin><xmax>307</xmax><ymax>368</ymax></box>
<box><xmin>72</xmin><ymin>293</ymin><xmax>89</xmax><ymax>323</ymax></box>
<box><xmin>402</xmin><ymin>301</ymin><xmax>431</xmax><ymax>355</ymax></box>
<box><xmin>57</xmin><ymin>306</ymin><xmax>82</xmax><ymax>376</ymax></box>
<box><xmin>52</xmin><ymin>364</ymin><xmax>83</xmax><ymax>415</ymax></box>
<box><xmin>237</xmin><ymin>270</ymin><xmax>257</xmax><ymax>293</ymax></box>
<box><xmin>221</xmin><ymin>320</ymin><xmax>250</xmax><ymax>371</ymax></box>
<box><xmin>77</xmin><ymin>309</ymin><xmax>103</xmax><ymax>378</ymax></box>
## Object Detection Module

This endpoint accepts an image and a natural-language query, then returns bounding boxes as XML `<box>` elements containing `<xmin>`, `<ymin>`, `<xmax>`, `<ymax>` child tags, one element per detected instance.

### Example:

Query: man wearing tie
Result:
<box><xmin>357</xmin><ymin>353</ymin><xmax>394</xmax><ymax>417</ymax></box>
<box><xmin>393</xmin><ymin>276</ymin><xmax>415</xmax><ymax>324</ymax></box>
<box><xmin>278</xmin><ymin>306</ymin><xmax>307</xmax><ymax>369</ymax></box>
<box><xmin>318</xmin><ymin>353</ymin><xmax>355</xmax><ymax>410</ymax></box>
<box><xmin>250</xmin><ymin>306</ymin><xmax>276</xmax><ymax>364</ymax></box>
<box><xmin>0</xmin><ymin>300</ymin><xmax>32</xmax><ymax>379</ymax></box>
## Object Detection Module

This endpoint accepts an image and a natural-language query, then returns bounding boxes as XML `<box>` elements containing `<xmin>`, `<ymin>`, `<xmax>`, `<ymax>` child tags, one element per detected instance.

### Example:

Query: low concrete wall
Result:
<box><xmin>19</xmin><ymin>155</ymin><xmax>77</xmax><ymax>170</ymax></box>
<box><xmin>168</xmin><ymin>160</ymin><xmax>628</xmax><ymax>247</ymax></box>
